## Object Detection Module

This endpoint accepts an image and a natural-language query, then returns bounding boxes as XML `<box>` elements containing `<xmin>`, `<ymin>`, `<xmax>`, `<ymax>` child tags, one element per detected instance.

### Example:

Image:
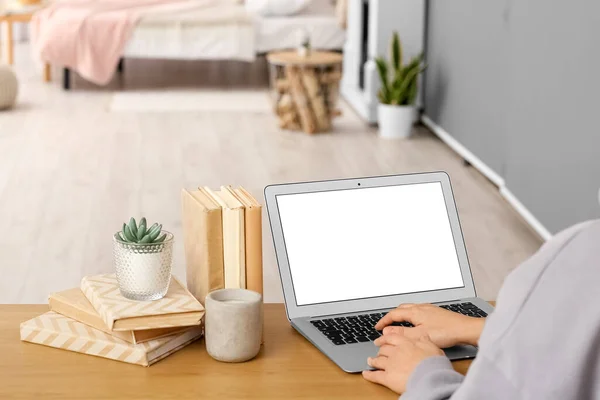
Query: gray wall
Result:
<box><xmin>424</xmin><ymin>0</ymin><xmax>600</xmax><ymax>234</ymax></box>
<box><xmin>425</xmin><ymin>0</ymin><xmax>510</xmax><ymax>176</ymax></box>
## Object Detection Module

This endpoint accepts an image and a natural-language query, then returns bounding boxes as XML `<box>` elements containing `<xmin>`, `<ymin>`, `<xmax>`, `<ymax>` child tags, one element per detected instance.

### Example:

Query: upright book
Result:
<box><xmin>49</xmin><ymin>288</ymin><xmax>188</xmax><ymax>344</ymax></box>
<box><xmin>20</xmin><ymin>312</ymin><xmax>203</xmax><ymax>367</ymax></box>
<box><xmin>81</xmin><ymin>274</ymin><xmax>205</xmax><ymax>331</ymax></box>
<box><xmin>229</xmin><ymin>186</ymin><xmax>263</xmax><ymax>296</ymax></box>
<box><xmin>181</xmin><ymin>188</ymin><xmax>225</xmax><ymax>304</ymax></box>
<box><xmin>204</xmin><ymin>186</ymin><xmax>246</xmax><ymax>289</ymax></box>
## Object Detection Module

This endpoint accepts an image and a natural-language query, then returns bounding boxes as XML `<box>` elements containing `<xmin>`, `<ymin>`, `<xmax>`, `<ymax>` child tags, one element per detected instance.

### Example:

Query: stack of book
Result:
<box><xmin>20</xmin><ymin>274</ymin><xmax>205</xmax><ymax>366</ymax></box>
<box><xmin>182</xmin><ymin>186</ymin><xmax>263</xmax><ymax>304</ymax></box>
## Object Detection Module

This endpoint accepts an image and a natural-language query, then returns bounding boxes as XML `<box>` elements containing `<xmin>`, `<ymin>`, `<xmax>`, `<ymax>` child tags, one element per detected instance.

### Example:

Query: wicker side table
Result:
<box><xmin>267</xmin><ymin>51</ymin><xmax>343</xmax><ymax>134</ymax></box>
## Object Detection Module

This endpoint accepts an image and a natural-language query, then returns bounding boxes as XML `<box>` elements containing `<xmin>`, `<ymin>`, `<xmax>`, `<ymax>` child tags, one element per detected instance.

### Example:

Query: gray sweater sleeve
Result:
<box><xmin>399</xmin><ymin>355</ymin><xmax>518</xmax><ymax>400</ymax></box>
<box><xmin>397</xmin><ymin>220</ymin><xmax>596</xmax><ymax>400</ymax></box>
<box><xmin>399</xmin><ymin>357</ymin><xmax>462</xmax><ymax>400</ymax></box>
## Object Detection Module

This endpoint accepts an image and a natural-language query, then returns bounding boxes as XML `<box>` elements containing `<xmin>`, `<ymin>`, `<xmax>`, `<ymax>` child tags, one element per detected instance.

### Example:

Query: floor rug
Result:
<box><xmin>109</xmin><ymin>90</ymin><xmax>273</xmax><ymax>112</ymax></box>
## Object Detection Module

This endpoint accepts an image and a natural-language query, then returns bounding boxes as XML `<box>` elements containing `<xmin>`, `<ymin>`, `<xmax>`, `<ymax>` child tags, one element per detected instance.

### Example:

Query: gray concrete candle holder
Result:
<box><xmin>205</xmin><ymin>288</ymin><xmax>263</xmax><ymax>363</ymax></box>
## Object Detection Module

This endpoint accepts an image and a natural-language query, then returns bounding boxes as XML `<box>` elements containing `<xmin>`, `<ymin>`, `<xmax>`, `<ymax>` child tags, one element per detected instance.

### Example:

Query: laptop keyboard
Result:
<box><xmin>310</xmin><ymin>312</ymin><xmax>395</xmax><ymax>346</ymax></box>
<box><xmin>439</xmin><ymin>302</ymin><xmax>488</xmax><ymax>318</ymax></box>
<box><xmin>310</xmin><ymin>302</ymin><xmax>487</xmax><ymax>346</ymax></box>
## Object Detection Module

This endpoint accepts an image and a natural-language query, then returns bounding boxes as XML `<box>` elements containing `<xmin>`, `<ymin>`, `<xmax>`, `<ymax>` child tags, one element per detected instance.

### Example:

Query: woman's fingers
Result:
<box><xmin>375</xmin><ymin>308</ymin><xmax>415</xmax><ymax>330</ymax></box>
<box><xmin>397</xmin><ymin>303</ymin><xmax>416</xmax><ymax>309</ymax></box>
<box><xmin>382</xmin><ymin>325</ymin><xmax>425</xmax><ymax>341</ymax></box>
<box><xmin>415</xmin><ymin>335</ymin><xmax>445</xmax><ymax>356</ymax></box>
<box><xmin>374</xmin><ymin>333</ymin><xmax>412</xmax><ymax>347</ymax></box>
<box><xmin>415</xmin><ymin>334</ymin><xmax>437</xmax><ymax>349</ymax></box>
<box><xmin>376</xmin><ymin>344</ymin><xmax>396</xmax><ymax>357</ymax></box>
<box><xmin>362</xmin><ymin>369</ymin><xmax>387</xmax><ymax>385</ymax></box>
<box><xmin>383</xmin><ymin>325</ymin><xmax>421</xmax><ymax>336</ymax></box>
<box><xmin>382</xmin><ymin>326</ymin><xmax>403</xmax><ymax>336</ymax></box>
<box><xmin>367</xmin><ymin>355</ymin><xmax>388</xmax><ymax>370</ymax></box>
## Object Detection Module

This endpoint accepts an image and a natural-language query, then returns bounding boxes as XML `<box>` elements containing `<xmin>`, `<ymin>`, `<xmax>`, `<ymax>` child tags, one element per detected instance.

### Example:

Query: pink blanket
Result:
<box><xmin>30</xmin><ymin>0</ymin><xmax>216</xmax><ymax>85</ymax></box>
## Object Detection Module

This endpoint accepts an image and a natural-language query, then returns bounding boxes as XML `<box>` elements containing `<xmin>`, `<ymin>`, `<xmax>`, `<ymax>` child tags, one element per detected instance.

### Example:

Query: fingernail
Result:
<box><xmin>367</xmin><ymin>357</ymin><xmax>372</xmax><ymax>366</ymax></box>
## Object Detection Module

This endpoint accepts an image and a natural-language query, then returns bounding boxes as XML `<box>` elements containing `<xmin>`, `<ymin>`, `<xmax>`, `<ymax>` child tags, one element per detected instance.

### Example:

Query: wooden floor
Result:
<box><xmin>0</xmin><ymin>44</ymin><xmax>542</xmax><ymax>303</ymax></box>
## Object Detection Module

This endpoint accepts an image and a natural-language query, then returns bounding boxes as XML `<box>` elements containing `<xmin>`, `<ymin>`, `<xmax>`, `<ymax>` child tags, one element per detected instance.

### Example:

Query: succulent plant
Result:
<box><xmin>375</xmin><ymin>31</ymin><xmax>426</xmax><ymax>106</ymax></box>
<box><xmin>299</xmin><ymin>28</ymin><xmax>311</xmax><ymax>50</ymax></box>
<box><xmin>118</xmin><ymin>217</ymin><xmax>166</xmax><ymax>244</ymax></box>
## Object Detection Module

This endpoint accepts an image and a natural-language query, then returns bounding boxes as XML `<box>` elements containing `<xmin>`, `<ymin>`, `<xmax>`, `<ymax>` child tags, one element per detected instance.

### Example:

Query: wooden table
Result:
<box><xmin>0</xmin><ymin>304</ymin><xmax>473</xmax><ymax>399</ymax></box>
<box><xmin>0</xmin><ymin>3</ymin><xmax>51</xmax><ymax>81</ymax></box>
<box><xmin>267</xmin><ymin>51</ymin><xmax>343</xmax><ymax>134</ymax></box>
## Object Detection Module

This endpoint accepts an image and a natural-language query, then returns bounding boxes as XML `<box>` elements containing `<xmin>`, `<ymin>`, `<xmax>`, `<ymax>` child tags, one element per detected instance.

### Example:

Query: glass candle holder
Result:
<box><xmin>113</xmin><ymin>232</ymin><xmax>174</xmax><ymax>301</ymax></box>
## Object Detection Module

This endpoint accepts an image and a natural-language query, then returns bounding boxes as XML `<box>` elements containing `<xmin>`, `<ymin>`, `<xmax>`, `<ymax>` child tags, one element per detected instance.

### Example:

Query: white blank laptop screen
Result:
<box><xmin>275</xmin><ymin>182</ymin><xmax>465</xmax><ymax>306</ymax></box>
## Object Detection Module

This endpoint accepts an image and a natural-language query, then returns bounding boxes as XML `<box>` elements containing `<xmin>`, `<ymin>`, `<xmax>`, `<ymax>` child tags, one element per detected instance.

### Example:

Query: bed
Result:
<box><xmin>126</xmin><ymin>1</ymin><xmax>345</xmax><ymax>59</ymax></box>
<box><xmin>61</xmin><ymin>1</ymin><xmax>346</xmax><ymax>89</ymax></box>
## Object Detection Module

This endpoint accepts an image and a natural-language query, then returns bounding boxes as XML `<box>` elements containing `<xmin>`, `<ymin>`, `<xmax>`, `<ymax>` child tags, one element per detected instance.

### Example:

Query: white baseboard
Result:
<box><xmin>421</xmin><ymin>114</ymin><xmax>553</xmax><ymax>241</ymax></box>
<box><xmin>421</xmin><ymin>115</ymin><xmax>505</xmax><ymax>188</ymax></box>
<box><xmin>499</xmin><ymin>187</ymin><xmax>553</xmax><ymax>241</ymax></box>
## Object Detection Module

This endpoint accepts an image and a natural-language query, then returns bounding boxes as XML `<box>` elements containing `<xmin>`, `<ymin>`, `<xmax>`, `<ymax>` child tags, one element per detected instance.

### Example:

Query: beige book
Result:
<box><xmin>81</xmin><ymin>274</ymin><xmax>205</xmax><ymax>331</ymax></box>
<box><xmin>49</xmin><ymin>288</ymin><xmax>188</xmax><ymax>344</ymax></box>
<box><xmin>20</xmin><ymin>312</ymin><xmax>203</xmax><ymax>367</ymax></box>
<box><xmin>204</xmin><ymin>186</ymin><xmax>246</xmax><ymax>289</ymax></box>
<box><xmin>181</xmin><ymin>188</ymin><xmax>225</xmax><ymax>304</ymax></box>
<box><xmin>229</xmin><ymin>186</ymin><xmax>263</xmax><ymax>296</ymax></box>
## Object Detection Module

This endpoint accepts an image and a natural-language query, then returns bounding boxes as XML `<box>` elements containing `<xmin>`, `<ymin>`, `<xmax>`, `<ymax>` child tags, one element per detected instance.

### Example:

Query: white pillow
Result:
<box><xmin>245</xmin><ymin>0</ymin><xmax>312</xmax><ymax>17</ymax></box>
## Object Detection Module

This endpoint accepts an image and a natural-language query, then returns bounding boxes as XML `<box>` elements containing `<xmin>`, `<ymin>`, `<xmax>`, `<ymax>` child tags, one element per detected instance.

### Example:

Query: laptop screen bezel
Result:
<box><xmin>264</xmin><ymin>172</ymin><xmax>477</xmax><ymax>321</ymax></box>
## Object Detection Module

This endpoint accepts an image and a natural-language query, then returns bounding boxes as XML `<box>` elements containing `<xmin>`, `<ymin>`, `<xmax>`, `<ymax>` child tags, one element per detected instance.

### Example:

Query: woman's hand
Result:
<box><xmin>375</xmin><ymin>303</ymin><xmax>485</xmax><ymax>348</ymax></box>
<box><xmin>362</xmin><ymin>334</ymin><xmax>444</xmax><ymax>394</ymax></box>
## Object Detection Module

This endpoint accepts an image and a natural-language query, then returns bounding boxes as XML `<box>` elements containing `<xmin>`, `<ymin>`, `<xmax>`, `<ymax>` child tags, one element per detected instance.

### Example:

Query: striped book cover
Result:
<box><xmin>20</xmin><ymin>312</ymin><xmax>203</xmax><ymax>367</ymax></box>
<box><xmin>81</xmin><ymin>274</ymin><xmax>205</xmax><ymax>331</ymax></box>
<box><xmin>49</xmin><ymin>288</ymin><xmax>189</xmax><ymax>344</ymax></box>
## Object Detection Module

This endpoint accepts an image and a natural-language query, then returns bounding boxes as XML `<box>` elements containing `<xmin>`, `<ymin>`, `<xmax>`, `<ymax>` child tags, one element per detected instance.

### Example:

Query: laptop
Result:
<box><xmin>264</xmin><ymin>172</ymin><xmax>494</xmax><ymax>373</ymax></box>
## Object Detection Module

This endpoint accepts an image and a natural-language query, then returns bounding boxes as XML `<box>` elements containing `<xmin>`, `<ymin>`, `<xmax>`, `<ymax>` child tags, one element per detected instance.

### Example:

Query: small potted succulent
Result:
<box><xmin>297</xmin><ymin>29</ymin><xmax>311</xmax><ymax>57</ymax></box>
<box><xmin>375</xmin><ymin>31</ymin><xmax>426</xmax><ymax>139</ymax></box>
<box><xmin>114</xmin><ymin>217</ymin><xmax>174</xmax><ymax>301</ymax></box>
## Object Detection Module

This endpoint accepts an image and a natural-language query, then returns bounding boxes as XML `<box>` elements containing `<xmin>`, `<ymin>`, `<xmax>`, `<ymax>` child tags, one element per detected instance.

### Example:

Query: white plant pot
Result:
<box><xmin>377</xmin><ymin>104</ymin><xmax>416</xmax><ymax>139</ymax></box>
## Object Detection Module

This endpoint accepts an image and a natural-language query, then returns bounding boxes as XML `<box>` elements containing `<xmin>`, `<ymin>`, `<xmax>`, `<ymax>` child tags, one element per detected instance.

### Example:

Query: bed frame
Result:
<box><xmin>59</xmin><ymin>2</ymin><xmax>347</xmax><ymax>90</ymax></box>
<box><xmin>62</xmin><ymin>58</ymin><xmax>124</xmax><ymax>90</ymax></box>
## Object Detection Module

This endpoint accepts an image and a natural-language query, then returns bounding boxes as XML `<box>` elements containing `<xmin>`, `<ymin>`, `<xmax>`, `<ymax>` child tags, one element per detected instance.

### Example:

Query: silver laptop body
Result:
<box><xmin>264</xmin><ymin>172</ymin><xmax>494</xmax><ymax>373</ymax></box>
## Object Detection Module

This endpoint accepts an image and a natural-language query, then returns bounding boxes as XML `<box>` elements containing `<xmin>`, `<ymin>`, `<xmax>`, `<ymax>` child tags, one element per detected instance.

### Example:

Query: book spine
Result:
<box><xmin>182</xmin><ymin>191</ymin><xmax>206</xmax><ymax>303</ymax></box>
<box><xmin>222</xmin><ymin>208</ymin><xmax>235</xmax><ymax>288</ymax></box>
<box><xmin>182</xmin><ymin>190</ymin><xmax>225</xmax><ymax>304</ymax></box>
<box><xmin>205</xmin><ymin>209</ymin><xmax>225</xmax><ymax>295</ymax></box>
<box><xmin>20</xmin><ymin>314</ymin><xmax>147</xmax><ymax>366</ymax></box>
<box><xmin>244</xmin><ymin>207</ymin><xmax>263</xmax><ymax>296</ymax></box>
<box><xmin>132</xmin><ymin>326</ymin><xmax>188</xmax><ymax>345</ymax></box>
<box><xmin>238</xmin><ymin>208</ymin><xmax>246</xmax><ymax>289</ymax></box>
<box><xmin>146</xmin><ymin>326</ymin><xmax>203</xmax><ymax>365</ymax></box>
<box><xmin>223</xmin><ymin>207</ymin><xmax>246</xmax><ymax>289</ymax></box>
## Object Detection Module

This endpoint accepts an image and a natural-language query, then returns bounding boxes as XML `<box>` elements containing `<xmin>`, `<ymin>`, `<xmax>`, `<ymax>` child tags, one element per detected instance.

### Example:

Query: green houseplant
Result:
<box><xmin>114</xmin><ymin>217</ymin><xmax>174</xmax><ymax>301</ymax></box>
<box><xmin>375</xmin><ymin>31</ymin><xmax>426</xmax><ymax>138</ymax></box>
<box><xmin>298</xmin><ymin>29</ymin><xmax>311</xmax><ymax>57</ymax></box>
